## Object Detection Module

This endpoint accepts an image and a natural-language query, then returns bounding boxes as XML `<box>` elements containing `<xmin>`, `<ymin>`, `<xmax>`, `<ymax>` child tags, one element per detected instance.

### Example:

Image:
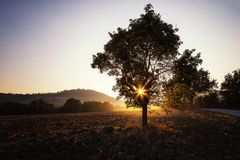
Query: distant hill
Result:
<box><xmin>0</xmin><ymin>89</ymin><xmax>125</xmax><ymax>107</ymax></box>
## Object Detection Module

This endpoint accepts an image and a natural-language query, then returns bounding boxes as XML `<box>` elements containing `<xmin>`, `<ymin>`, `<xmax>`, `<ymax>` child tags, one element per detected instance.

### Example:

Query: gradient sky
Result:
<box><xmin>0</xmin><ymin>0</ymin><xmax>239</xmax><ymax>97</ymax></box>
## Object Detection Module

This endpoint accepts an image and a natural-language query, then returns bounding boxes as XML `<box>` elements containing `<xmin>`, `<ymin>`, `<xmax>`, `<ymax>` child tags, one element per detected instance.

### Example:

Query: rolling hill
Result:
<box><xmin>0</xmin><ymin>89</ymin><xmax>125</xmax><ymax>107</ymax></box>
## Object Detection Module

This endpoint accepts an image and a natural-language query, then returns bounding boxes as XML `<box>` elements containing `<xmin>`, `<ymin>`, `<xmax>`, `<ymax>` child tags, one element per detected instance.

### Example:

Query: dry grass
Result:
<box><xmin>0</xmin><ymin>110</ymin><xmax>239</xmax><ymax>160</ymax></box>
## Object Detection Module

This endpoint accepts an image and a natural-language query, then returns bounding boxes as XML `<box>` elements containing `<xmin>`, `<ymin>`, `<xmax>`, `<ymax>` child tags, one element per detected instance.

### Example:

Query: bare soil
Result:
<box><xmin>0</xmin><ymin>110</ymin><xmax>239</xmax><ymax>160</ymax></box>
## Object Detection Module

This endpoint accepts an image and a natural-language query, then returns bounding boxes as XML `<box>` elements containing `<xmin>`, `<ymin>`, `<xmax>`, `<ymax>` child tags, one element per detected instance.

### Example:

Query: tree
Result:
<box><xmin>29</xmin><ymin>99</ymin><xmax>54</xmax><ymax>113</ymax></box>
<box><xmin>163</xmin><ymin>49</ymin><xmax>216</xmax><ymax>108</ymax></box>
<box><xmin>220</xmin><ymin>69</ymin><xmax>240</xmax><ymax>109</ymax></box>
<box><xmin>91</xmin><ymin>4</ymin><xmax>181</xmax><ymax>129</ymax></box>
<box><xmin>162</xmin><ymin>82</ymin><xmax>191</xmax><ymax>110</ymax></box>
<box><xmin>62</xmin><ymin>98</ymin><xmax>81</xmax><ymax>112</ymax></box>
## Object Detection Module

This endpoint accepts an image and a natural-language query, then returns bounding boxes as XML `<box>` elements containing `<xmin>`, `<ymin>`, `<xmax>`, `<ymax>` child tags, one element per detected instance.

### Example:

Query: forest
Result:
<box><xmin>0</xmin><ymin>98</ymin><xmax>113</xmax><ymax>115</ymax></box>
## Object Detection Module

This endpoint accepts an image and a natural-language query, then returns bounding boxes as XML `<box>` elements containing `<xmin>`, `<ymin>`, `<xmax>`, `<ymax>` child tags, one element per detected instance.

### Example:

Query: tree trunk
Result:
<box><xmin>190</xmin><ymin>95</ymin><xmax>194</xmax><ymax>108</ymax></box>
<box><xmin>142</xmin><ymin>104</ymin><xmax>148</xmax><ymax>130</ymax></box>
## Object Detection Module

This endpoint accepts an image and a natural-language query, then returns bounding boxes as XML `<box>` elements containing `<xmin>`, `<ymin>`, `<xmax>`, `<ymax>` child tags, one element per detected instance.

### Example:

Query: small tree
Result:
<box><xmin>91</xmin><ymin>4</ymin><xmax>181</xmax><ymax>129</ymax></box>
<box><xmin>220</xmin><ymin>69</ymin><xmax>240</xmax><ymax>109</ymax></box>
<box><xmin>163</xmin><ymin>49</ymin><xmax>216</xmax><ymax>108</ymax></box>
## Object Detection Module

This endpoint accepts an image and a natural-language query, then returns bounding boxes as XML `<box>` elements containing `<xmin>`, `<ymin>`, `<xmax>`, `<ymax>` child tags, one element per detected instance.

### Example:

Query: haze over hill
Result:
<box><xmin>0</xmin><ymin>89</ymin><xmax>124</xmax><ymax>107</ymax></box>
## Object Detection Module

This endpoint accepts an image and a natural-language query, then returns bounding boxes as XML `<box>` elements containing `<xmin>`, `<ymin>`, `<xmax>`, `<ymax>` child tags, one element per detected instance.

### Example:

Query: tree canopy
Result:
<box><xmin>220</xmin><ymin>69</ymin><xmax>240</xmax><ymax>108</ymax></box>
<box><xmin>163</xmin><ymin>49</ymin><xmax>216</xmax><ymax>109</ymax></box>
<box><xmin>91</xmin><ymin>4</ymin><xmax>182</xmax><ymax>128</ymax></box>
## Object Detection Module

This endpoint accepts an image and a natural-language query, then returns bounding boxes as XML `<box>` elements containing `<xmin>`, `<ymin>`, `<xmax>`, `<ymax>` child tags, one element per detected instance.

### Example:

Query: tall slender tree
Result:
<box><xmin>91</xmin><ymin>4</ymin><xmax>181</xmax><ymax>129</ymax></box>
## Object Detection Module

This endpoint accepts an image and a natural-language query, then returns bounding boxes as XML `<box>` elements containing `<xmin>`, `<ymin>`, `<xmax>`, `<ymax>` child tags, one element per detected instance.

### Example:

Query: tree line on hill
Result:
<box><xmin>0</xmin><ymin>98</ymin><xmax>114</xmax><ymax>115</ymax></box>
<box><xmin>0</xmin><ymin>89</ymin><xmax>123</xmax><ymax>107</ymax></box>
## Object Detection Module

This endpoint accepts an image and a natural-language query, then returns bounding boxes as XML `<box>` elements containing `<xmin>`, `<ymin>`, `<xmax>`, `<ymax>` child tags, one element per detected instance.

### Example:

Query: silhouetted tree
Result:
<box><xmin>163</xmin><ymin>49</ymin><xmax>216</xmax><ymax>108</ymax></box>
<box><xmin>91</xmin><ymin>4</ymin><xmax>181</xmax><ymax>129</ymax></box>
<box><xmin>29</xmin><ymin>99</ymin><xmax>54</xmax><ymax>113</ymax></box>
<box><xmin>220</xmin><ymin>69</ymin><xmax>240</xmax><ymax>109</ymax></box>
<box><xmin>61</xmin><ymin>98</ymin><xmax>81</xmax><ymax>113</ymax></box>
<box><xmin>163</xmin><ymin>82</ymin><xmax>191</xmax><ymax>110</ymax></box>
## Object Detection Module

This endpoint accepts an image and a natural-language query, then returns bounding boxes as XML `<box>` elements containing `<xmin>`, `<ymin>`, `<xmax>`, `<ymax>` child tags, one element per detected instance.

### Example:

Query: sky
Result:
<box><xmin>0</xmin><ymin>0</ymin><xmax>239</xmax><ymax>97</ymax></box>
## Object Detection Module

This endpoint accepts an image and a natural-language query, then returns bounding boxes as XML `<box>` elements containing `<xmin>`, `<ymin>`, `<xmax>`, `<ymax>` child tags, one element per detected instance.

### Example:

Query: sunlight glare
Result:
<box><xmin>137</xmin><ymin>88</ymin><xmax>145</xmax><ymax>95</ymax></box>
<box><xmin>134</xmin><ymin>86</ymin><xmax>147</xmax><ymax>98</ymax></box>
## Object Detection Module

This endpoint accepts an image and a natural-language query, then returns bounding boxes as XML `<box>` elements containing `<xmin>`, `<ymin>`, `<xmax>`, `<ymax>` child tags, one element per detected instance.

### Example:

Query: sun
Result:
<box><xmin>133</xmin><ymin>86</ymin><xmax>147</xmax><ymax>98</ymax></box>
<box><xmin>132</xmin><ymin>85</ymin><xmax>147</xmax><ymax>99</ymax></box>
<box><xmin>137</xmin><ymin>88</ymin><xmax>145</xmax><ymax>95</ymax></box>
